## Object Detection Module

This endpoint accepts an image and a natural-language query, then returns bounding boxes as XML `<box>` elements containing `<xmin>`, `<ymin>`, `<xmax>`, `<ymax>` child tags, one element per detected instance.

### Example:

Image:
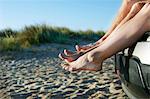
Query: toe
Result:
<box><xmin>64</xmin><ymin>49</ymin><xmax>74</xmax><ymax>56</ymax></box>
<box><xmin>64</xmin><ymin>66</ymin><xmax>69</xmax><ymax>70</ymax></box>
<box><xmin>58</xmin><ymin>53</ymin><xmax>64</xmax><ymax>60</ymax></box>
<box><xmin>68</xmin><ymin>67</ymin><xmax>73</xmax><ymax>72</ymax></box>
<box><xmin>64</xmin><ymin>49</ymin><xmax>68</xmax><ymax>55</ymax></box>
<box><xmin>75</xmin><ymin>45</ymin><xmax>81</xmax><ymax>52</ymax></box>
<box><xmin>58</xmin><ymin>53</ymin><xmax>66</xmax><ymax>60</ymax></box>
<box><xmin>64</xmin><ymin>59</ymin><xmax>71</xmax><ymax>64</ymax></box>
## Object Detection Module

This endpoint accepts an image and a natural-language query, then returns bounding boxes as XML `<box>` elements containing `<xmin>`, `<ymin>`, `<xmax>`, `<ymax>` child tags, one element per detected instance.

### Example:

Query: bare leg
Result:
<box><xmin>61</xmin><ymin>3</ymin><xmax>150</xmax><ymax>71</ymax></box>
<box><xmin>75</xmin><ymin>0</ymin><xmax>140</xmax><ymax>51</ymax></box>
<box><xmin>59</xmin><ymin>1</ymin><xmax>145</xmax><ymax>62</ymax></box>
<box><xmin>88</xmin><ymin>3</ymin><xmax>150</xmax><ymax>63</ymax></box>
<box><xmin>62</xmin><ymin>0</ymin><xmax>141</xmax><ymax>58</ymax></box>
<box><xmin>112</xmin><ymin>1</ymin><xmax>147</xmax><ymax>32</ymax></box>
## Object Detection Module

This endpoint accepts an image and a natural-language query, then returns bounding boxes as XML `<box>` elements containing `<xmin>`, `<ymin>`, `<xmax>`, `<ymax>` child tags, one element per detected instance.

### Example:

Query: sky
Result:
<box><xmin>0</xmin><ymin>0</ymin><xmax>122</xmax><ymax>31</ymax></box>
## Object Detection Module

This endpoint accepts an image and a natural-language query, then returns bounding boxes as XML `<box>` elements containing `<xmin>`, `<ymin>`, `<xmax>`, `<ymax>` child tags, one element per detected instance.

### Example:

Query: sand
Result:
<box><xmin>0</xmin><ymin>43</ymin><xmax>128</xmax><ymax>99</ymax></box>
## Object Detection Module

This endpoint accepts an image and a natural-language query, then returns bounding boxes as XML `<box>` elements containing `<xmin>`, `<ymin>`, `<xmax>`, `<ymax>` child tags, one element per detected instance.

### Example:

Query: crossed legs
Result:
<box><xmin>59</xmin><ymin>1</ymin><xmax>146</xmax><ymax>62</ymax></box>
<box><xmin>60</xmin><ymin>0</ymin><xmax>134</xmax><ymax>57</ymax></box>
<box><xmin>75</xmin><ymin>0</ymin><xmax>141</xmax><ymax>52</ymax></box>
<box><xmin>88</xmin><ymin>3</ymin><xmax>150</xmax><ymax>62</ymax></box>
<box><xmin>59</xmin><ymin>2</ymin><xmax>150</xmax><ymax>71</ymax></box>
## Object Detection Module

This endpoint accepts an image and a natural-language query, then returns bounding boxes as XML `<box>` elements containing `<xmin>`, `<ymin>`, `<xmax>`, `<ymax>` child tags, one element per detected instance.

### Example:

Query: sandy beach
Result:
<box><xmin>0</xmin><ymin>43</ymin><xmax>128</xmax><ymax>99</ymax></box>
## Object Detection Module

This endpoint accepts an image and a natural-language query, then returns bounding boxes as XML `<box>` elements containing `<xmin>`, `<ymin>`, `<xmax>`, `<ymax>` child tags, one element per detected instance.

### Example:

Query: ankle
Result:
<box><xmin>87</xmin><ymin>51</ymin><xmax>105</xmax><ymax>64</ymax></box>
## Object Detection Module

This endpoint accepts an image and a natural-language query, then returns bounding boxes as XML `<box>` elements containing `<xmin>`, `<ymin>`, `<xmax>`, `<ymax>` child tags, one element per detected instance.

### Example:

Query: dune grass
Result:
<box><xmin>0</xmin><ymin>24</ymin><xmax>105</xmax><ymax>51</ymax></box>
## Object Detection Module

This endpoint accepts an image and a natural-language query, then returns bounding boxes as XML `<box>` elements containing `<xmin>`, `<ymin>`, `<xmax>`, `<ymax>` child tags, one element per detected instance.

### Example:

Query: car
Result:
<box><xmin>115</xmin><ymin>32</ymin><xmax>150</xmax><ymax>99</ymax></box>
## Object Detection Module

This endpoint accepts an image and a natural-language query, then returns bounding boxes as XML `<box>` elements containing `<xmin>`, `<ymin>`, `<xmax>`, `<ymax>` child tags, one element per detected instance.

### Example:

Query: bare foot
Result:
<box><xmin>60</xmin><ymin>42</ymin><xmax>101</xmax><ymax>62</ymax></box>
<box><xmin>63</xmin><ymin>49</ymin><xmax>74</xmax><ymax>56</ymax></box>
<box><xmin>60</xmin><ymin>51</ymin><xmax>103</xmax><ymax>71</ymax></box>
<box><xmin>59</xmin><ymin>43</ymin><xmax>100</xmax><ymax>62</ymax></box>
<box><xmin>61</xmin><ymin>48</ymin><xmax>93</xmax><ymax>62</ymax></box>
<box><xmin>75</xmin><ymin>42</ymin><xmax>100</xmax><ymax>52</ymax></box>
<box><xmin>75</xmin><ymin>44</ymin><xmax>94</xmax><ymax>52</ymax></box>
<box><xmin>61</xmin><ymin>62</ymin><xmax>101</xmax><ymax>71</ymax></box>
<box><xmin>63</xmin><ymin>43</ymin><xmax>98</xmax><ymax>57</ymax></box>
<box><xmin>59</xmin><ymin>50</ymin><xmax>84</xmax><ymax>62</ymax></box>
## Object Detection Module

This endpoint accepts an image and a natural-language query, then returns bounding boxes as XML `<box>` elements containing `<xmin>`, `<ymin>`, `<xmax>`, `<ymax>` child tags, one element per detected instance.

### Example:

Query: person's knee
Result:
<box><xmin>125</xmin><ymin>0</ymin><xmax>138</xmax><ymax>5</ymax></box>
<box><xmin>133</xmin><ymin>2</ymin><xmax>141</xmax><ymax>8</ymax></box>
<box><xmin>130</xmin><ymin>2</ymin><xmax>142</xmax><ymax>15</ymax></box>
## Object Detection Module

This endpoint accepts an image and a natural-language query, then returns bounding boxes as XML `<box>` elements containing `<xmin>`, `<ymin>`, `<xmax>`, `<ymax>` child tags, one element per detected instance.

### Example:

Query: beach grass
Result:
<box><xmin>0</xmin><ymin>24</ymin><xmax>105</xmax><ymax>51</ymax></box>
